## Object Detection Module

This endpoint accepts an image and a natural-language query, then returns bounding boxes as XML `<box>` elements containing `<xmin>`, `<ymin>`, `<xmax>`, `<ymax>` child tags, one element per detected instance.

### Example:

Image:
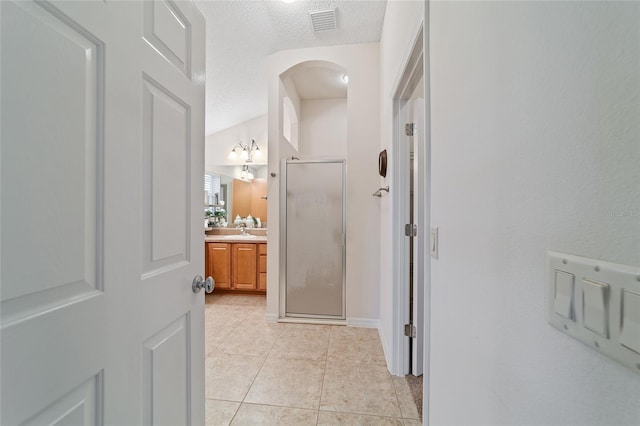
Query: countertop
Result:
<box><xmin>205</xmin><ymin>235</ymin><xmax>267</xmax><ymax>243</ymax></box>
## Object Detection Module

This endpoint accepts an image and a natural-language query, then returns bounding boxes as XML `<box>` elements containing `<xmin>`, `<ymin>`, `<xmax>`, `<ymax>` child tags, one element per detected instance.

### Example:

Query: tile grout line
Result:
<box><xmin>207</xmin><ymin>296</ymin><xmax>412</xmax><ymax>424</ymax></box>
<box><xmin>391</xmin><ymin>373</ymin><xmax>413</xmax><ymax>421</ymax></box>
<box><xmin>235</xmin><ymin>311</ymin><xmax>281</xmax><ymax>413</ymax></box>
<box><xmin>315</xmin><ymin>325</ymin><xmax>333</xmax><ymax>425</ymax></box>
<box><xmin>207</xmin><ymin>295</ymin><xmax>270</xmax><ymax>425</ymax></box>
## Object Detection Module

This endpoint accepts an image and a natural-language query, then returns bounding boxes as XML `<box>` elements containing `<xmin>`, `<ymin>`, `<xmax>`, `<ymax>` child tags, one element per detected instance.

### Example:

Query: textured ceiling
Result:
<box><xmin>195</xmin><ymin>0</ymin><xmax>387</xmax><ymax>135</ymax></box>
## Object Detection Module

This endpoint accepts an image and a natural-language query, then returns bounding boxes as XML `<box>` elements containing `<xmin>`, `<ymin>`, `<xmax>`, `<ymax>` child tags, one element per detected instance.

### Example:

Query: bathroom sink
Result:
<box><xmin>223</xmin><ymin>234</ymin><xmax>257</xmax><ymax>239</ymax></box>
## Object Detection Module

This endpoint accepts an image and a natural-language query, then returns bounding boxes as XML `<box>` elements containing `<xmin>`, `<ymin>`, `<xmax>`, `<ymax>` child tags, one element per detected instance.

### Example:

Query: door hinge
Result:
<box><xmin>404</xmin><ymin>323</ymin><xmax>417</xmax><ymax>338</ymax></box>
<box><xmin>405</xmin><ymin>223</ymin><xmax>417</xmax><ymax>237</ymax></box>
<box><xmin>405</xmin><ymin>123</ymin><xmax>415</xmax><ymax>136</ymax></box>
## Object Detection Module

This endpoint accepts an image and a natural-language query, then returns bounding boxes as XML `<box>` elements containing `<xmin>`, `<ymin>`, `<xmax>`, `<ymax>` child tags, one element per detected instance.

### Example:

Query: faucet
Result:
<box><xmin>235</xmin><ymin>223</ymin><xmax>247</xmax><ymax>235</ymax></box>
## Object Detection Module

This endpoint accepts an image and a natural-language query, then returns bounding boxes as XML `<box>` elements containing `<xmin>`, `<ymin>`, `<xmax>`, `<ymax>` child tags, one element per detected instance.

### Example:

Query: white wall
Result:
<box><xmin>378</xmin><ymin>0</ymin><xmax>425</xmax><ymax>373</ymax></box>
<box><xmin>299</xmin><ymin>98</ymin><xmax>347</xmax><ymax>157</ymax></box>
<box><xmin>429</xmin><ymin>2</ymin><xmax>640</xmax><ymax>425</ymax></box>
<box><xmin>281</xmin><ymin>75</ymin><xmax>301</xmax><ymax>150</ymax></box>
<box><xmin>266</xmin><ymin>43</ymin><xmax>380</xmax><ymax>325</ymax></box>
<box><xmin>204</xmin><ymin>114</ymin><xmax>267</xmax><ymax>167</ymax></box>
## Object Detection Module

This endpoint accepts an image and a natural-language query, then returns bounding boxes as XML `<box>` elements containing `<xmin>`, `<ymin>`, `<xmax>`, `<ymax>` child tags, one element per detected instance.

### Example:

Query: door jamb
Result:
<box><xmin>391</xmin><ymin>21</ymin><xmax>425</xmax><ymax>373</ymax></box>
<box><xmin>390</xmin><ymin>17</ymin><xmax>430</xmax><ymax>420</ymax></box>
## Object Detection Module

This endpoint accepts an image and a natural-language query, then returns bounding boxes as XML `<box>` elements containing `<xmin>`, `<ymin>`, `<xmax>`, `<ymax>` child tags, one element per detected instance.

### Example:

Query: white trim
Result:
<box><xmin>346</xmin><ymin>317</ymin><xmax>380</xmax><ymax>329</ymax></box>
<box><xmin>392</xmin><ymin>98</ymin><xmax>411</xmax><ymax>377</ymax></box>
<box><xmin>390</xmin><ymin>19</ymin><xmax>426</xmax><ymax>378</ymax></box>
<box><xmin>378</xmin><ymin>327</ymin><xmax>393</xmax><ymax>373</ymax></box>
<box><xmin>388</xmin><ymin>17</ymin><xmax>427</xmax><ymax>99</ymax></box>
<box><xmin>422</xmin><ymin>3</ymin><xmax>431</xmax><ymax>421</ymax></box>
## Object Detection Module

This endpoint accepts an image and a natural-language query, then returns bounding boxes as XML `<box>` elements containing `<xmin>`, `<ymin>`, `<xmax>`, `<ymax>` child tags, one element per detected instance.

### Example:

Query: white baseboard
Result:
<box><xmin>377</xmin><ymin>327</ymin><xmax>396</xmax><ymax>375</ymax></box>
<box><xmin>346</xmin><ymin>317</ymin><xmax>380</xmax><ymax>329</ymax></box>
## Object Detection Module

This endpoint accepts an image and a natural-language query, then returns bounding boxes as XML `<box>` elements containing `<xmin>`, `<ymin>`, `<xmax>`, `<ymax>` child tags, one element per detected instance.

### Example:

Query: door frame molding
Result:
<box><xmin>390</xmin><ymin>16</ymin><xmax>431</xmax><ymax>419</ymax></box>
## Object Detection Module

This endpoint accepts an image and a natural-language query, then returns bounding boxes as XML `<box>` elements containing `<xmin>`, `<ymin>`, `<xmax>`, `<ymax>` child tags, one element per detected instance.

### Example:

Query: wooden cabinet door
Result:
<box><xmin>257</xmin><ymin>243</ymin><xmax>267</xmax><ymax>291</ymax></box>
<box><xmin>207</xmin><ymin>243</ymin><xmax>231</xmax><ymax>289</ymax></box>
<box><xmin>233</xmin><ymin>243</ymin><xmax>257</xmax><ymax>290</ymax></box>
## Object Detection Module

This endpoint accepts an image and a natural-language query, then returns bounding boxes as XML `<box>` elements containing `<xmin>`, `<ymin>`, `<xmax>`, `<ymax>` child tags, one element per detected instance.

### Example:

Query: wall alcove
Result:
<box><xmin>278</xmin><ymin>60</ymin><xmax>349</xmax><ymax>320</ymax></box>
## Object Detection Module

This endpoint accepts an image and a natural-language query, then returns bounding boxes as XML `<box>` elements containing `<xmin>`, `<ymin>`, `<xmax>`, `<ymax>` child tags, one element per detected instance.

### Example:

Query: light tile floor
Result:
<box><xmin>205</xmin><ymin>293</ymin><xmax>422</xmax><ymax>426</ymax></box>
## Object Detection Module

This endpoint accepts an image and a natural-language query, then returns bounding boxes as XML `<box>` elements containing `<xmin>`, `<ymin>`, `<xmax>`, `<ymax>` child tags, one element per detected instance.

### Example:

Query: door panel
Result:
<box><xmin>23</xmin><ymin>375</ymin><xmax>101</xmax><ymax>426</ymax></box>
<box><xmin>1</xmin><ymin>1</ymin><xmax>206</xmax><ymax>424</ymax></box>
<box><xmin>143</xmin><ymin>0</ymin><xmax>192</xmax><ymax>77</ymax></box>
<box><xmin>142</xmin><ymin>75</ymin><xmax>190</xmax><ymax>276</ymax></box>
<box><xmin>1</xmin><ymin>0</ymin><xmax>103</xmax><ymax>303</ymax></box>
<box><xmin>142</xmin><ymin>315</ymin><xmax>190</xmax><ymax>425</ymax></box>
<box><xmin>1</xmin><ymin>2</ymin><xmax>106</xmax><ymax>423</ymax></box>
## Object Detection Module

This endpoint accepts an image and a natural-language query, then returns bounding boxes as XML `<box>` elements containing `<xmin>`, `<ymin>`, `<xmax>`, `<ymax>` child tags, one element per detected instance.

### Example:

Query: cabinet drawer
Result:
<box><xmin>258</xmin><ymin>254</ymin><xmax>267</xmax><ymax>273</ymax></box>
<box><xmin>258</xmin><ymin>243</ymin><xmax>267</xmax><ymax>255</ymax></box>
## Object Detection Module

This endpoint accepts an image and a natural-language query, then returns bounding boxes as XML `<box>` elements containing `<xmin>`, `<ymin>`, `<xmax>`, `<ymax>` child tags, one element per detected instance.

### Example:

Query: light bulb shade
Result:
<box><xmin>240</xmin><ymin>148</ymin><xmax>249</xmax><ymax>160</ymax></box>
<box><xmin>247</xmin><ymin>172</ymin><xmax>254</xmax><ymax>180</ymax></box>
<box><xmin>228</xmin><ymin>148</ymin><xmax>237</xmax><ymax>160</ymax></box>
<box><xmin>253</xmin><ymin>147</ymin><xmax>262</xmax><ymax>158</ymax></box>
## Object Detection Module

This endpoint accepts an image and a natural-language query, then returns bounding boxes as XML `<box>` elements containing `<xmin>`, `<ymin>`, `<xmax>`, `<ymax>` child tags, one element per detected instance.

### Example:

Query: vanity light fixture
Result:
<box><xmin>228</xmin><ymin>139</ymin><xmax>262</xmax><ymax>163</ymax></box>
<box><xmin>240</xmin><ymin>165</ymin><xmax>255</xmax><ymax>181</ymax></box>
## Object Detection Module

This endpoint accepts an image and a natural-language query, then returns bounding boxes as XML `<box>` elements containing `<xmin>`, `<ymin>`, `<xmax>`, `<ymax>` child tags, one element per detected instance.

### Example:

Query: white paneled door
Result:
<box><xmin>1</xmin><ymin>1</ymin><xmax>206</xmax><ymax>424</ymax></box>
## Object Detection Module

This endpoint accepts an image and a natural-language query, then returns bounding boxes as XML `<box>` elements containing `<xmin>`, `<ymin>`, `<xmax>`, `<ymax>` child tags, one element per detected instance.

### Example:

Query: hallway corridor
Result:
<box><xmin>204</xmin><ymin>294</ymin><xmax>421</xmax><ymax>425</ymax></box>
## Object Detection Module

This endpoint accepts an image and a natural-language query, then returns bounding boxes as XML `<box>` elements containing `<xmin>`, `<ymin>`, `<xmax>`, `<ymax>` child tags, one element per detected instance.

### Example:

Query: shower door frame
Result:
<box><xmin>279</xmin><ymin>158</ymin><xmax>347</xmax><ymax>321</ymax></box>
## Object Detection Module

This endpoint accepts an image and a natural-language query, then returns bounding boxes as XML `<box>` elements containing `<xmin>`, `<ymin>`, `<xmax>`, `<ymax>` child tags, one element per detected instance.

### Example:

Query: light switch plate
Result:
<box><xmin>547</xmin><ymin>251</ymin><xmax>640</xmax><ymax>374</ymax></box>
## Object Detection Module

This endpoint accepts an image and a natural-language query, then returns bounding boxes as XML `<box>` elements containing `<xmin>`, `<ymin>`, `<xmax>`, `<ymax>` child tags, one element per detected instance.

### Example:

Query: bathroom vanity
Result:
<box><xmin>204</xmin><ymin>235</ymin><xmax>267</xmax><ymax>293</ymax></box>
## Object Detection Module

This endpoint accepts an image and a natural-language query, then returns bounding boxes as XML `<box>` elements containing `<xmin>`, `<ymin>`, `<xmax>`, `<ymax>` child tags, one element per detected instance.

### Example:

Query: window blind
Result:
<box><xmin>204</xmin><ymin>174</ymin><xmax>221</xmax><ymax>203</ymax></box>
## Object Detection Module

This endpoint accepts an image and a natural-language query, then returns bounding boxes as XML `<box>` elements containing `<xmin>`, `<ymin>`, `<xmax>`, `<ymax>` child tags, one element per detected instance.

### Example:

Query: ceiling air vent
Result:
<box><xmin>309</xmin><ymin>9</ymin><xmax>337</xmax><ymax>32</ymax></box>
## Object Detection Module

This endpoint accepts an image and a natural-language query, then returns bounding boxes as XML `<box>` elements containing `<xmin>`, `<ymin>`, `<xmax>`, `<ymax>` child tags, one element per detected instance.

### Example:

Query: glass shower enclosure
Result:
<box><xmin>281</xmin><ymin>159</ymin><xmax>345</xmax><ymax>319</ymax></box>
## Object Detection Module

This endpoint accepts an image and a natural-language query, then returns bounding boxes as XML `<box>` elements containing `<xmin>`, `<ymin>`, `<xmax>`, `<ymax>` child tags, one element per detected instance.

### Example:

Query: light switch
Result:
<box><xmin>620</xmin><ymin>290</ymin><xmax>640</xmax><ymax>354</ymax></box>
<box><xmin>582</xmin><ymin>279</ymin><xmax>609</xmax><ymax>338</ymax></box>
<box><xmin>547</xmin><ymin>252</ymin><xmax>640</xmax><ymax>374</ymax></box>
<box><xmin>554</xmin><ymin>270</ymin><xmax>574</xmax><ymax>320</ymax></box>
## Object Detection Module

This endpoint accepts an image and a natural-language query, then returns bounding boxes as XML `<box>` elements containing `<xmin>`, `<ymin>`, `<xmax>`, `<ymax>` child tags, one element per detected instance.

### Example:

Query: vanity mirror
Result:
<box><xmin>205</xmin><ymin>165</ymin><xmax>268</xmax><ymax>226</ymax></box>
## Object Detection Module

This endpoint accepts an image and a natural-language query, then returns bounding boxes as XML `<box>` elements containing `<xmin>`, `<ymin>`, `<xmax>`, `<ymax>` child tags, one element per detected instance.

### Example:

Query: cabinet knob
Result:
<box><xmin>192</xmin><ymin>275</ymin><xmax>215</xmax><ymax>294</ymax></box>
